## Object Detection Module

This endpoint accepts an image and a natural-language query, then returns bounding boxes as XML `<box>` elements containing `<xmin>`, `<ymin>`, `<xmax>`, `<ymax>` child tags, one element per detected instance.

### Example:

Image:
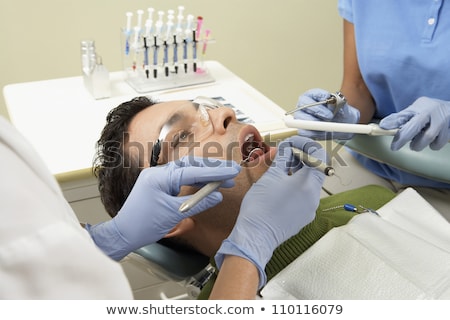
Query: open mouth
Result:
<box><xmin>240</xmin><ymin>128</ymin><xmax>270</xmax><ymax>163</ymax></box>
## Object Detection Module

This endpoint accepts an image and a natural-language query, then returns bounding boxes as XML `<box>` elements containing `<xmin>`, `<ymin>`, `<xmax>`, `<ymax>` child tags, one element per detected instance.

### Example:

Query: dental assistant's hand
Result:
<box><xmin>87</xmin><ymin>157</ymin><xmax>241</xmax><ymax>261</ymax></box>
<box><xmin>295</xmin><ymin>88</ymin><xmax>360</xmax><ymax>140</ymax></box>
<box><xmin>215</xmin><ymin>136</ymin><xmax>326</xmax><ymax>289</ymax></box>
<box><xmin>379</xmin><ymin>96</ymin><xmax>450</xmax><ymax>151</ymax></box>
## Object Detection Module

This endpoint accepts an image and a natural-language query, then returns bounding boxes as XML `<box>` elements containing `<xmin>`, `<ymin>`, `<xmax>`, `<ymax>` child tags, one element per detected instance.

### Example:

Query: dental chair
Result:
<box><xmin>342</xmin><ymin>135</ymin><xmax>450</xmax><ymax>184</ymax></box>
<box><xmin>127</xmin><ymin>238</ymin><xmax>214</xmax><ymax>299</ymax></box>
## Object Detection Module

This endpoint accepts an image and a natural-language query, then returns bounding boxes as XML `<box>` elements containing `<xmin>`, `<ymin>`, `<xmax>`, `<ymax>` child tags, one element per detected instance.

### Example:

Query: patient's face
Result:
<box><xmin>127</xmin><ymin>98</ymin><xmax>277</xmax><ymax>251</ymax></box>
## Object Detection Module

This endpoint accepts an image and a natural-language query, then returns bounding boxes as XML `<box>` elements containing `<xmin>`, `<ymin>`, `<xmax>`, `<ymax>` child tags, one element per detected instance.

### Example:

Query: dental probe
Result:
<box><xmin>285</xmin><ymin>91</ymin><xmax>347</xmax><ymax>116</ymax></box>
<box><xmin>178</xmin><ymin>148</ymin><xmax>262</xmax><ymax>213</ymax></box>
<box><xmin>291</xmin><ymin>147</ymin><xmax>335</xmax><ymax>176</ymax></box>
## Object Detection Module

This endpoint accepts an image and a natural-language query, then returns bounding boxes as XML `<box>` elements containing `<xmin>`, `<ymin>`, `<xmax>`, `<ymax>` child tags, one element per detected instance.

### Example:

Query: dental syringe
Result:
<box><xmin>178</xmin><ymin>147</ymin><xmax>334</xmax><ymax>213</ymax></box>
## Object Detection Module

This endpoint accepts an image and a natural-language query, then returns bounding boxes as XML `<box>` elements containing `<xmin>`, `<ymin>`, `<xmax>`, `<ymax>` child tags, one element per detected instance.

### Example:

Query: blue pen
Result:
<box><xmin>344</xmin><ymin>204</ymin><xmax>358</xmax><ymax>212</ymax></box>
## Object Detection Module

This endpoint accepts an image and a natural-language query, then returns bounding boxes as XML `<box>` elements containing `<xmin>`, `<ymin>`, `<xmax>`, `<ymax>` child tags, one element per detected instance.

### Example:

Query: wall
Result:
<box><xmin>0</xmin><ymin>0</ymin><xmax>343</xmax><ymax>120</ymax></box>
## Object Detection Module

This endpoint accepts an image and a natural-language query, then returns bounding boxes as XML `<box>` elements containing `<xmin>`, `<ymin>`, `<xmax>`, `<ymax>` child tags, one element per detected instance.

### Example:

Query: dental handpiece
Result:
<box><xmin>178</xmin><ymin>180</ymin><xmax>222</xmax><ymax>213</ymax></box>
<box><xmin>285</xmin><ymin>91</ymin><xmax>346</xmax><ymax>116</ymax></box>
<box><xmin>291</xmin><ymin>147</ymin><xmax>335</xmax><ymax>176</ymax></box>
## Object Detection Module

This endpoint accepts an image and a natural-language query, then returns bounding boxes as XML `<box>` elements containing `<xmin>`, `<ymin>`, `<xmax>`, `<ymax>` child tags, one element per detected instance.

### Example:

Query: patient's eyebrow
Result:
<box><xmin>157</xmin><ymin>102</ymin><xmax>196</xmax><ymax>135</ymax></box>
<box><xmin>165</xmin><ymin>113</ymin><xmax>182</xmax><ymax>127</ymax></box>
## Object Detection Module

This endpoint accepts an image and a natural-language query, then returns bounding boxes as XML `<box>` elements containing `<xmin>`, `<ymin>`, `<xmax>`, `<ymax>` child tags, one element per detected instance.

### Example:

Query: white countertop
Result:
<box><xmin>3</xmin><ymin>61</ymin><xmax>293</xmax><ymax>180</ymax></box>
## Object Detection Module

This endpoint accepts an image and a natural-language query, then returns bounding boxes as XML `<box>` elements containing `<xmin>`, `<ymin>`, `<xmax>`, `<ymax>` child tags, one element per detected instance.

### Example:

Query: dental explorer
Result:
<box><xmin>178</xmin><ymin>146</ymin><xmax>334</xmax><ymax>213</ymax></box>
<box><xmin>285</xmin><ymin>91</ymin><xmax>347</xmax><ymax>116</ymax></box>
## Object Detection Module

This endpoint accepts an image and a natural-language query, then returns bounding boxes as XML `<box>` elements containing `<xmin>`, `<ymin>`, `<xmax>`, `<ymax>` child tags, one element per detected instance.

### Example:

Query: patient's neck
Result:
<box><xmin>183</xmin><ymin>224</ymin><xmax>230</xmax><ymax>257</ymax></box>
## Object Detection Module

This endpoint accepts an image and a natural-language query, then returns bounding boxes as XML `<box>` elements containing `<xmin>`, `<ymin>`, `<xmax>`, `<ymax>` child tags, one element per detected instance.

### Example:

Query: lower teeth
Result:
<box><xmin>244</xmin><ymin>147</ymin><xmax>263</xmax><ymax>162</ymax></box>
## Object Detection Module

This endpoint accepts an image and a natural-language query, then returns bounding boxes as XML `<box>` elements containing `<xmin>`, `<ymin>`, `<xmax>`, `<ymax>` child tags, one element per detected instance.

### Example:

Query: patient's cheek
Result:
<box><xmin>178</xmin><ymin>185</ymin><xmax>197</xmax><ymax>196</ymax></box>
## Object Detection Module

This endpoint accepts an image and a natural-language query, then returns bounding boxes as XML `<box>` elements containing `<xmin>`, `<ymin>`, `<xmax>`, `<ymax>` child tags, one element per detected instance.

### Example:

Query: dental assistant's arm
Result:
<box><xmin>340</xmin><ymin>20</ymin><xmax>376</xmax><ymax>124</ymax></box>
<box><xmin>211</xmin><ymin>136</ymin><xmax>326</xmax><ymax>299</ymax></box>
<box><xmin>210</xmin><ymin>256</ymin><xmax>259</xmax><ymax>299</ymax></box>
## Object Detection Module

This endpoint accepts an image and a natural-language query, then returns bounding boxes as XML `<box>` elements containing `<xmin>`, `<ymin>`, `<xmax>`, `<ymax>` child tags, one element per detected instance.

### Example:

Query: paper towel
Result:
<box><xmin>261</xmin><ymin>188</ymin><xmax>450</xmax><ymax>299</ymax></box>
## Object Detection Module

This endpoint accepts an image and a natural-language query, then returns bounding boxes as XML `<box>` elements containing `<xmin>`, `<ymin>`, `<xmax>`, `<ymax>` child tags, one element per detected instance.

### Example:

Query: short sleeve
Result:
<box><xmin>338</xmin><ymin>0</ymin><xmax>353</xmax><ymax>23</ymax></box>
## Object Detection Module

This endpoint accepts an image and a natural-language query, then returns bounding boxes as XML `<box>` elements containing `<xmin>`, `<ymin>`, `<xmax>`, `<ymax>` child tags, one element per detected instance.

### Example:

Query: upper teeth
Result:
<box><xmin>245</xmin><ymin>133</ymin><xmax>255</xmax><ymax>142</ymax></box>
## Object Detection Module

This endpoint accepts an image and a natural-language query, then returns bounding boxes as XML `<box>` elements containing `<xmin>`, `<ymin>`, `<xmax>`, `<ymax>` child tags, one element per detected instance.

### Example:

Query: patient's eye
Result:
<box><xmin>171</xmin><ymin>130</ymin><xmax>194</xmax><ymax>148</ymax></box>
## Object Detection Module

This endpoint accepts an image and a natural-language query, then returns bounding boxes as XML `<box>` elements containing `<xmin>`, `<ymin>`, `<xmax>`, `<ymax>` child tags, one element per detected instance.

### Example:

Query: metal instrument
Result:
<box><xmin>285</xmin><ymin>91</ymin><xmax>346</xmax><ymax>116</ymax></box>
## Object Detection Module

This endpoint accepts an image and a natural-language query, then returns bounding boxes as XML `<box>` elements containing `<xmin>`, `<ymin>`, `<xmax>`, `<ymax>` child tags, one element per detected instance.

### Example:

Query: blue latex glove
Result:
<box><xmin>379</xmin><ymin>96</ymin><xmax>450</xmax><ymax>151</ymax></box>
<box><xmin>215</xmin><ymin>136</ymin><xmax>326</xmax><ymax>289</ymax></box>
<box><xmin>87</xmin><ymin>156</ymin><xmax>241</xmax><ymax>261</ymax></box>
<box><xmin>295</xmin><ymin>88</ymin><xmax>360</xmax><ymax>140</ymax></box>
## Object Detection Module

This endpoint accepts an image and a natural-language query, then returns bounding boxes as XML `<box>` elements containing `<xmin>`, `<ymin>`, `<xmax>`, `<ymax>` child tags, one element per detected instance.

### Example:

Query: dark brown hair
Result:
<box><xmin>93</xmin><ymin>96</ymin><xmax>158</xmax><ymax>217</ymax></box>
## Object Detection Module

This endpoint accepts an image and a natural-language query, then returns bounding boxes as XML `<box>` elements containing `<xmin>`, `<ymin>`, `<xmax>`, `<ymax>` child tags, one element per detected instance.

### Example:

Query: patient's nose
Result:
<box><xmin>209</xmin><ymin>106</ymin><xmax>237</xmax><ymax>134</ymax></box>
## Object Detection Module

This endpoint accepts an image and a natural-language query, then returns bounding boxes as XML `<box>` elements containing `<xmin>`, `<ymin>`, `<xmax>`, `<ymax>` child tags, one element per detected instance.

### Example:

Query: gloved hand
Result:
<box><xmin>215</xmin><ymin>136</ymin><xmax>326</xmax><ymax>289</ymax></box>
<box><xmin>87</xmin><ymin>156</ymin><xmax>241</xmax><ymax>261</ymax></box>
<box><xmin>379</xmin><ymin>96</ymin><xmax>450</xmax><ymax>151</ymax></box>
<box><xmin>294</xmin><ymin>88</ymin><xmax>360</xmax><ymax>140</ymax></box>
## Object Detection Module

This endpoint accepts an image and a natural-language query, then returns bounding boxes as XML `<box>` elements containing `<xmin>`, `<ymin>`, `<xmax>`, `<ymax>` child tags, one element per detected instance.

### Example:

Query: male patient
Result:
<box><xmin>94</xmin><ymin>96</ymin><xmax>395</xmax><ymax>297</ymax></box>
<box><xmin>95</xmin><ymin>96</ymin><xmax>277</xmax><ymax>257</ymax></box>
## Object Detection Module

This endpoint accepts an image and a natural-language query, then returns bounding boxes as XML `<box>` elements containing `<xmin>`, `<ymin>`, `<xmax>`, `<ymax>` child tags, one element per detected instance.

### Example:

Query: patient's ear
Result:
<box><xmin>164</xmin><ymin>217</ymin><xmax>195</xmax><ymax>238</ymax></box>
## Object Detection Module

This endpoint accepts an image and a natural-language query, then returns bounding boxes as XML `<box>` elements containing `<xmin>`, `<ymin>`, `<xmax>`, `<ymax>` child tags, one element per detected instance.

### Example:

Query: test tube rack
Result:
<box><xmin>122</xmin><ymin>6</ymin><xmax>215</xmax><ymax>93</ymax></box>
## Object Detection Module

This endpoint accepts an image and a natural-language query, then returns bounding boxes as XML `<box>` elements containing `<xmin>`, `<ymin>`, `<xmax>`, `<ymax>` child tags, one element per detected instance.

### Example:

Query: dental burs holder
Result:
<box><xmin>121</xmin><ymin>7</ymin><xmax>215</xmax><ymax>93</ymax></box>
<box><xmin>178</xmin><ymin>147</ymin><xmax>335</xmax><ymax>213</ymax></box>
<box><xmin>80</xmin><ymin>40</ymin><xmax>111</xmax><ymax>99</ymax></box>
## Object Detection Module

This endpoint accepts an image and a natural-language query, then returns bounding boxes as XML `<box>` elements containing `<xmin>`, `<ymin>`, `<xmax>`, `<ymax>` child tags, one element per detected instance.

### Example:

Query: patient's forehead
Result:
<box><xmin>128</xmin><ymin>99</ymin><xmax>189</xmax><ymax>140</ymax></box>
<box><xmin>127</xmin><ymin>100</ymin><xmax>190</xmax><ymax>166</ymax></box>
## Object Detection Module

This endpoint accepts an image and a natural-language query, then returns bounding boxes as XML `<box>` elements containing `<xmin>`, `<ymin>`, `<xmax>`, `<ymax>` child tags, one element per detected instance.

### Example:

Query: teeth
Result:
<box><xmin>242</xmin><ymin>132</ymin><xmax>266</xmax><ymax>162</ymax></box>
<box><xmin>246</xmin><ymin>143</ymin><xmax>258</xmax><ymax>153</ymax></box>
<box><xmin>244</xmin><ymin>133</ymin><xmax>255</xmax><ymax>142</ymax></box>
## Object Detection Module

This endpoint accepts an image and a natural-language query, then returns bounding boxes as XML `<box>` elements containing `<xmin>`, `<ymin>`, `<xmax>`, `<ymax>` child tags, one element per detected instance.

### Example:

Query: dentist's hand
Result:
<box><xmin>87</xmin><ymin>157</ymin><xmax>241</xmax><ymax>261</ymax></box>
<box><xmin>295</xmin><ymin>88</ymin><xmax>360</xmax><ymax>140</ymax></box>
<box><xmin>215</xmin><ymin>136</ymin><xmax>326</xmax><ymax>289</ymax></box>
<box><xmin>379</xmin><ymin>96</ymin><xmax>450</xmax><ymax>151</ymax></box>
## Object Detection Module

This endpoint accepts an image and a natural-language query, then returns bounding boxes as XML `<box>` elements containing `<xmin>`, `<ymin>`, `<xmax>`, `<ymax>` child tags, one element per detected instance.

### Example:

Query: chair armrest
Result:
<box><xmin>134</xmin><ymin>242</ymin><xmax>210</xmax><ymax>281</ymax></box>
<box><xmin>341</xmin><ymin>135</ymin><xmax>450</xmax><ymax>184</ymax></box>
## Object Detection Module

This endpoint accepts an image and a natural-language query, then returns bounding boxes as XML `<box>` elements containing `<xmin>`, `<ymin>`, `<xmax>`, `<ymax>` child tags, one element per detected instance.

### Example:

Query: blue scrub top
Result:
<box><xmin>338</xmin><ymin>0</ymin><xmax>450</xmax><ymax>188</ymax></box>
